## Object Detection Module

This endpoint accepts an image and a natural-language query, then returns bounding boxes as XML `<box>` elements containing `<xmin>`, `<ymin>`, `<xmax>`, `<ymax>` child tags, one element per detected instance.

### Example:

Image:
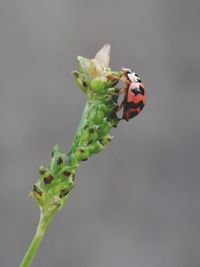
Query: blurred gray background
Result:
<box><xmin>1</xmin><ymin>0</ymin><xmax>200</xmax><ymax>266</ymax></box>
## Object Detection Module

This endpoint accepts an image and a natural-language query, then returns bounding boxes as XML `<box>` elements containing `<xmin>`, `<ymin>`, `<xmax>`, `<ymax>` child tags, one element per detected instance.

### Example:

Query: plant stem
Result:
<box><xmin>19</xmin><ymin>44</ymin><xmax>121</xmax><ymax>267</ymax></box>
<box><xmin>19</xmin><ymin>209</ymin><xmax>57</xmax><ymax>267</ymax></box>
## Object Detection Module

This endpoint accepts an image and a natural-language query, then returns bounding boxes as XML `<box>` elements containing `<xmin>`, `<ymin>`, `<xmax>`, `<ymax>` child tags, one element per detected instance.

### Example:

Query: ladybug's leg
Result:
<box><xmin>117</xmin><ymin>87</ymin><xmax>126</xmax><ymax>95</ymax></box>
<box><xmin>117</xmin><ymin>75</ymin><xmax>130</xmax><ymax>95</ymax></box>
<box><xmin>119</xmin><ymin>75</ymin><xmax>130</xmax><ymax>85</ymax></box>
<box><xmin>118</xmin><ymin>99</ymin><xmax>125</xmax><ymax>111</ymax></box>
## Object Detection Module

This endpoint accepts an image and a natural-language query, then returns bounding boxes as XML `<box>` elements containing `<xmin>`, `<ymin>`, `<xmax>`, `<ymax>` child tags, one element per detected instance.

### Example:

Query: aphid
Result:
<box><xmin>57</xmin><ymin>157</ymin><xmax>63</xmax><ymax>165</ymax></box>
<box><xmin>63</xmin><ymin>171</ymin><xmax>72</xmax><ymax>177</ymax></box>
<box><xmin>33</xmin><ymin>185</ymin><xmax>43</xmax><ymax>197</ymax></box>
<box><xmin>44</xmin><ymin>175</ymin><xmax>54</xmax><ymax>184</ymax></box>
<box><xmin>119</xmin><ymin>68</ymin><xmax>147</xmax><ymax>121</ymax></box>
<box><xmin>59</xmin><ymin>188</ymin><xmax>69</xmax><ymax>198</ymax></box>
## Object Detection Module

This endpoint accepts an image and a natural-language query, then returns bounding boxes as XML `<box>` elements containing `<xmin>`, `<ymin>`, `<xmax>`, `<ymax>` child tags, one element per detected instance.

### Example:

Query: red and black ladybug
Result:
<box><xmin>119</xmin><ymin>68</ymin><xmax>147</xmax><ymax>121</ymax></box>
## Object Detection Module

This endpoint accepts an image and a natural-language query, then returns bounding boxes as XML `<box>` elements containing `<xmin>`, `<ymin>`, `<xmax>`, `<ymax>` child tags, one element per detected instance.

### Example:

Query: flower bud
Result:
<box><xmin>76</xmin><ymin>44</ymin><xmax>111</xmax><ymax>78</ymax></box>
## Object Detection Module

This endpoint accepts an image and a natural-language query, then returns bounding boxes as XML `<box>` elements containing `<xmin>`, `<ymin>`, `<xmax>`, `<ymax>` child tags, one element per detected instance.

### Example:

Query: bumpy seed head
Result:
<box><xmin>32</xmin><ymin>44</ymin><xmax>126</xmax><ymax>214</ymax></box>
<box><xmin>31</xmin><ymin>145</ymin><xmax>78</xmax><ymax>211</ymax></box>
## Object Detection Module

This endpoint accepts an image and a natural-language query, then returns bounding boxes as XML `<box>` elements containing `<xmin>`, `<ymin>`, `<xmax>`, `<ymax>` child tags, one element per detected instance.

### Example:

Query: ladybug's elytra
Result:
<box><xmin>119</xmin><ymin>68</ymin><xmax>147</xmax><ymax>121</ymax></box>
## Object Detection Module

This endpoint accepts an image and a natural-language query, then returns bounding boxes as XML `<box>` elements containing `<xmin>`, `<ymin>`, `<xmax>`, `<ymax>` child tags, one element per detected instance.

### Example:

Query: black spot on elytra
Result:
<box><xmin>125</xmin><ymin>101</ymin><xmax>144</xmax><ymax>110</ymax></box>
<box><xmin>130</xmin><ymin>110</ymin><xmax>139</xmax><ymax>117</ymax></box>
<box><xmin>44</xmin><ymin>175</ymin><xmax>54</xmax><ymax>184</ymax></box>
<box><xmin>139</xmin><ymin>86</ymin><xmax>144</xmax><ymax>95</ymax></box>
<box><xmin>131</xmin><ymin>86</ymin><xmax>144</xmax><ymax>96</ymax></box>
<box><xmin>131</xmin><ymin>89</ymin><xmax>139</xmax><ymax>95</ymax></box>
<box><xmin>135</xmin><ymin>73</ymin><xmax>142</xmax><ymax>82</ymax></box>
<box><xmin>137</xmin><ymin>101</ymin><xmax>145</xmax><ymax>109</ymax></box>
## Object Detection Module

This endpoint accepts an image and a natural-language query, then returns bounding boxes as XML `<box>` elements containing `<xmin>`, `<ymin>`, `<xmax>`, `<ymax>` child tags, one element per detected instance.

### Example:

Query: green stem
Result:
<box><xmin>70</xmin><ymin>101</ymin><xmax>90</xmax><ymax>154</ymax></box>
<box><xmin>19</xmin><ymin>210</ymin><xmax>56</xmax><ymax>267</ymax></box>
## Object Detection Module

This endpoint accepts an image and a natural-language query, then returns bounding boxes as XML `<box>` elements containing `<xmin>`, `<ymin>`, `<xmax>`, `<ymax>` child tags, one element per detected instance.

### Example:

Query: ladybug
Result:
<box><xmin>119</xmin><ymin>68</ymin><xmax>147</xmax><ymax>121</ymax></box>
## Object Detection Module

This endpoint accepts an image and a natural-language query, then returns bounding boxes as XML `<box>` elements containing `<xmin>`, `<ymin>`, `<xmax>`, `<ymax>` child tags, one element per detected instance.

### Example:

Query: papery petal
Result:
<box><xmin>94</xmin><ymin>43</ymin><xmax>111</xmax><ymax>68</ymax></box>
<box><xmin>89</xmin><ymin>59</ymin><xmax>105</xmax><ymax>77</ymax></box>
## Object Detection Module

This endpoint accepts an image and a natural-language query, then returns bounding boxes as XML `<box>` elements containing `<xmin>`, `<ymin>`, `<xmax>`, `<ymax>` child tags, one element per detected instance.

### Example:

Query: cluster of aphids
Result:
<box><xmin>32</xmin><ymin>145</ymin><xmax>77</xmax><ymax>204</ymax></box>
<box><xmin>31</xmin><ymin>68</ymin><xmax>147</xmax><ymax>205</ymax></box>
<box><xmin>117</xmin><ymin>68</ymin><xmax>147</xmax><ymax>121</ymax></box>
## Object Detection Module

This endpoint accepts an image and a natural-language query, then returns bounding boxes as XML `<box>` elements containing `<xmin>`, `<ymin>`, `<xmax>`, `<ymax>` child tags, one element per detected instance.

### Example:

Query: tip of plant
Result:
<box><xmin>94</xmin><ymin>43</ymin><xmax>111</xmax><ymax>69</ymax></box>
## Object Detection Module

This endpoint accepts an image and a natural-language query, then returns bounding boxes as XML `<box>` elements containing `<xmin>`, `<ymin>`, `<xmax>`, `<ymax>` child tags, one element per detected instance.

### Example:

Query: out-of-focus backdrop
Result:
<box><xmin>1</xmin><ymin>0</ymin><xmax>200</xmax><ymax>266</ymax></box>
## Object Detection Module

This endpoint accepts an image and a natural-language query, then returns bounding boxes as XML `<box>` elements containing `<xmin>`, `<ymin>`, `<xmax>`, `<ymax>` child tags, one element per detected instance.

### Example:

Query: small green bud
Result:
<box><xmin>88</xmin><ymin>141</ymin><xmax>104</xmax><ymax>154</ymax></box>
<box><xmin>100</xmin><ymin>135</ymin><xmax>113</xmax><ymax>145</ymax></box>
<box><xmin>88</xmin><ymin>105</ymin><xmax>105</xmax><ymax>124</ymax></box>
<box><xmin>89</xmin><ymin>76</ymin><xmax>108</xmax><ymax>93</ymax></box>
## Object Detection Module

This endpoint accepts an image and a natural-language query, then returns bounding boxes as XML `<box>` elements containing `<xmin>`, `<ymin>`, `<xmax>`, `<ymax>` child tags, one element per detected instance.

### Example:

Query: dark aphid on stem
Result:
<box><xmin>33</xmin><ymin>185</ymin><xmax>43</xmax><ymax>197</ymax></box>
<box><xmin>39</xmin><ymin>166</ymin><xmax>47</xmax><ymax>175</ymax></box>
<box><xmin>57</xmin><ymin>157</ymin><xmax>63</xmax><ymax>165</ymax></box>
<box><xmin>63</xmin><ymin>171</ymin><xmax>72</xmax><ymax>177</ymax></box>
<box><xmin>59</xmin><ymin>189</ymin><xmax>70</xmax><ymax>198</ymax></box>
<box><xmin>72</xmin><ymin>174</ymin><xmax>76</xmax><ymax>181</ymax></box>
<box><xmin>87</xmin><ymin>140</ymin><xmax>93</xmax><ymax>145</ymax></box>
<box><xmin>89</xmin><ymin>128</ymin><xmax>95</xmax><ymax>134</ymax></box>
<box><xmin>44</xmin><ymin>175</ymin><xmax>54</xmax><ymax>184</ymax></box>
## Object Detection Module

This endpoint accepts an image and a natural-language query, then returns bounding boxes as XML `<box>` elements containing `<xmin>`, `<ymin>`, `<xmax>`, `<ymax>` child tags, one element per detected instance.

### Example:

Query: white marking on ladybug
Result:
<box><xmin>127</xmin><ymin>72</ymin><xmax>141</xmax><ymax>82</ymax></box>
<box><xmin>122</xmin><ymin>67</ymin><xmax>141</xmax><ymax>83</ymax></box>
